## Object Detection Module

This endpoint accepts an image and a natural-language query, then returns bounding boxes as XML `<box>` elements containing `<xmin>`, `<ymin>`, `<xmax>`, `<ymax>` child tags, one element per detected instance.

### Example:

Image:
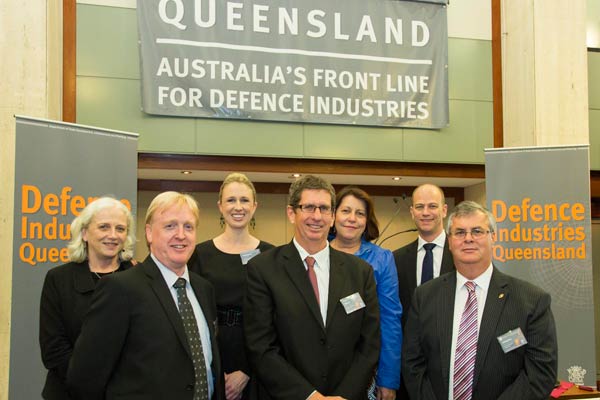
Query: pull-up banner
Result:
<box><xmin>137</xmin><ymin>0</ymin><xmax>449</xmax><ymax>128</ymax></box>
<box><xmin>9</xmin><ymin>116</ymin><xmax>138</xmax><ymax>399</ymax></box>
<box><xmin>485</xmin><ymin>145</ymin><xmax>595</xmax><ymax>386</ymax></box>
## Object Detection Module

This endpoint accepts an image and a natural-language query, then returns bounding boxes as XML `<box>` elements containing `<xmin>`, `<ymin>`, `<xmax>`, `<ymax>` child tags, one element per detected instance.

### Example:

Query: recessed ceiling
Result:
<box><xmin>138</xmin><ymin>168</ymin><xmax>484</xmax><ymax>188</ymax></box>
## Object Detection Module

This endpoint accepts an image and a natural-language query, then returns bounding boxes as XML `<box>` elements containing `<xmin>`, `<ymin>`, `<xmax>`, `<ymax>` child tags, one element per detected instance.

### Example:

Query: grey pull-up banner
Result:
<box><xmin>485</xmin><ymin>145</ymin><xmax>595</xmax><ymax>386</ymax></box>
<box><xmin>9</xmin><ymin>116</ymin><xmax>138</xmax><ymax>399</ymax></box>
<box><xmin>137</xmin><ymin>0</ymin><xmax>449</xmax><ymax>128</ymax></box>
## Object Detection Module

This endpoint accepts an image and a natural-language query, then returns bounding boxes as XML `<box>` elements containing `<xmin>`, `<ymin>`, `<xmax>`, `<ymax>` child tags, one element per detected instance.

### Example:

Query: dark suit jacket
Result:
<box><xmin>402</xmin><ymin>268</ymin><xmax>557</xmax><ymax>400</ymax></box>
<box><xmin>393</xmin><ymin>238</ymin><xmax>454</xmax><ymax>328</ymax></box>
<box><xmin>39</xmin><ymin>260</ymin><xmax>133</xmax><ymax>400</ymax></box>
<box><xmin>244</xmin><ymin>242</ymin><xmax>380</xmax><ymax>400</ymax></box>
<box><xmin>66</xmin><ymin>256</ymin><xmax>224</xmax><ymax>400</ymax></box>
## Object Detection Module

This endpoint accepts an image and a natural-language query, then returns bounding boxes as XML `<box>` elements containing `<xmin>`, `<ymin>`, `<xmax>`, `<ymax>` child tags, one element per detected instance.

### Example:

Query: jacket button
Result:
<box><xmin>186</xmin><ymin>384</ymin><xmax>194</xmax><ymax>391</ymax></box>
<box><xmin>320</xmin><ymin>338</ymin><xmax>326</xmax><ymax>345</ymax></box>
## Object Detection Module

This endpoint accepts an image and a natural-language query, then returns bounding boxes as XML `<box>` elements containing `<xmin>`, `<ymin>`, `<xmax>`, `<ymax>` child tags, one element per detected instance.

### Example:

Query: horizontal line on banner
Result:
<box><xmin>156</xmin><ymin>38</ymin><xmax>433</xmax><ymax>65</ymax></box>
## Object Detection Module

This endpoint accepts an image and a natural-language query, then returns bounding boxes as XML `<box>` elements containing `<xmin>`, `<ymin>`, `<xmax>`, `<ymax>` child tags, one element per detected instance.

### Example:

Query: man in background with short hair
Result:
<box><xmin>394</xmin><ymin>183</ymin><xmax>455</xmax><ymax>327</ymax></box>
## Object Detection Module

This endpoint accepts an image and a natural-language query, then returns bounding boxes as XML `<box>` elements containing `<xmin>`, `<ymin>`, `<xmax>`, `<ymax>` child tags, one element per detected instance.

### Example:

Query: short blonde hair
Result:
<box><xmin>68</xmin><ymin>197</ymin><xmax>135</xmax><ymax>263</ymax></box>
<box><xmin>145</xmin><ymin>191</ymin><xmax>200</xmax><ymax>248</ymax></box>
<box><xmin>219</xmin><ymin>172</ymin><xmax>257</xmax><ymax>203</ymax></box>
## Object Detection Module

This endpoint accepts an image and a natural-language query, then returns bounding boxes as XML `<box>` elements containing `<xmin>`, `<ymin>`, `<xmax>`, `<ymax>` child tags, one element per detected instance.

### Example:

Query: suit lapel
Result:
<box><xmin>190</xmin><ymin>275</ymin><xmax>220</xmax><ymax>375</ymax></box>
<box><xmin>281</xmin><ymin>243</ymin><xmax>325</xmax><ymax>329</ymax></box>
<box><xmin>473</xmin><ymin>268</ymin><xmax>509</xmax><ymax>388</ymax></box>
<box><xmin>406</xmin><ymin>240</ymin><xmax>419</xmax><ymax>290</ymax></box>
<box><xmin>437</xmin><ymin>272</ymin><xmax>456</xmax><ymax>394</ymax></box>
<box><xmin>325</xmin><ymin>249</ymin><xmax>347</xmax><ymax>328</ymax></box>
<box><xmin>440</xmin><ymin>238</ymin><xmax>455</xmax><ymax>275</ymax></box>
<box><xmin>142</xmin><ymin>257</ymin><xmax>192</xmax><ymax>358</ymax></box>
<box><xmin>73</xmin><ymin>261</ymin><xmax>96</xmax><ymax>294</ymax></box>
<box><xmin>190</xmin><ymin>277</ymin><xmax>216</xmax><ymax>337</ymax></box>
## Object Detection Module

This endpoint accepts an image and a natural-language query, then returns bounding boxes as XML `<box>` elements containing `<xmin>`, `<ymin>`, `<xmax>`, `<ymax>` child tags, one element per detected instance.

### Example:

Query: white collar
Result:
<box><xmin>456</xmin><ymin>263</ymin><xmax>493</xmax><ymax>291</ymax></box>
<box><xmin>418</xmin><ymin>230</ymin><xmax>446</xmax><ymax>250</ymax></box>
<box><xmin>151</xmin><ymin>253</ymin><xmax>190</xmax><ymax>288</ymax></box>
<box><xmin>293</xmin><ymin>238</ymin><xmax>330</xmax><ymax>269</ymax></box>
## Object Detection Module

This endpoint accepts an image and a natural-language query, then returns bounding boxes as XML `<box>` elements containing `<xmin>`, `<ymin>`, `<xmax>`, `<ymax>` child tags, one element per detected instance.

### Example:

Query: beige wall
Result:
<box><xmin>502</xmin><ymin>0</ymin><xmax>589</xmax><ymax>147</ymax></box>
<box><xmin>464</xmin><ymin>182</ymin><xmax>487</xmax><ymax>205</ymax></box>
<box><xmin>0</xmin><ymin>1</ymin><xmax>62</xmax><ymax>398</ymax></box>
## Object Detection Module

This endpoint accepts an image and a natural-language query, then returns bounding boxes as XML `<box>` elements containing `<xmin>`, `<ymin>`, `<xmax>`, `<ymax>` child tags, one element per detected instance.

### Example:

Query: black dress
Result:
<box><xmin>189</xmin><ymin>240</ymin><xmax>274</xmax><ymax>399</ymax></box>
<box><xmin>39</xmin><ymin>260</ymin><xmax>134</xmax><ymax>399</ymax></box>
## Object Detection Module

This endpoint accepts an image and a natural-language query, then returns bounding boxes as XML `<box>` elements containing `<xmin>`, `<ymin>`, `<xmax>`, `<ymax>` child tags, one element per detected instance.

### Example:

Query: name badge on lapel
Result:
<box><xmin>340</xmin><ymin>292</ymin><xmax>365</xmax><ymax>314</ymax></box>
<box><xmin>497</xmin><ymin>327</ymin><xmax>528</xmax><ymax>353</ymax></box>
<box><xmin>240</xmin><ymin>249</ymin><xmax>261</xmax><ymax>265</ymax></box>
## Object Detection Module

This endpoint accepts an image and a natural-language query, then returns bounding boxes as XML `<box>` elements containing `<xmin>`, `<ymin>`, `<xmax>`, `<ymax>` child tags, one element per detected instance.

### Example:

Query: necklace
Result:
<box><xmin>91</xmin><ymin>267</ymin><xmax>119</xmax><ymax>279</ymax></box>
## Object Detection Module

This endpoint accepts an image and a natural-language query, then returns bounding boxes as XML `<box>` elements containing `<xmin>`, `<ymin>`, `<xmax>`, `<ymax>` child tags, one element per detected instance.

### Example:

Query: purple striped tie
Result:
<box><xmin>453</xmin><ymin>281</ymin><xmax>478</xmax><ymax>400</ymax></box>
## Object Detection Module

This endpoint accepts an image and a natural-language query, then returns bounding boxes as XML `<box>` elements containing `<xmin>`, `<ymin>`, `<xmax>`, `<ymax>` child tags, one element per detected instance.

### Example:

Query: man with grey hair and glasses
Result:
<box><xmin>245</xmin><ymin>175</ymin><xmax>380</xmax><ymax>400</ymax></box>
<box><xmin>402</xmin><ymin>201</ymin><xmax>557</xmax><ymax>400</ymax></box>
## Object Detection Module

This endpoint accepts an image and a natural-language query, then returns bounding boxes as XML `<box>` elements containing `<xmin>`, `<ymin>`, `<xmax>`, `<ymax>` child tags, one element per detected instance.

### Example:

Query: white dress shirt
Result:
<box><xmin>293</xmin><ymin>238</ymin><xmax>330</xmax><ymax>326</ymax></box>
<box><xmin>448</xmin><ymin>264</ymin><xmax>494</xmax><ymax>400</ymax></box>
<box><xmin>416</xmin><ymin>231</ymin><xmax>447</xmax><ymax>286</ymax></box>
<box><xmin>152</xmin><ymin>254</ymin><xmax>214</xmax><ymax>398</ymax></box>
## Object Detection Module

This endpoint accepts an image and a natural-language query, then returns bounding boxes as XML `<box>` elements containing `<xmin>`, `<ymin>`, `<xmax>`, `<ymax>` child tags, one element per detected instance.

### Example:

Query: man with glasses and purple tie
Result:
<box><xmin>244</xmin><ymin>175</ymin><xmax>380</xmax><ymax>400</ymax></box>
<box><xmin>402</xmin><ymin>201</ymin><xmax>557</xmax><ymax>400</ymax></box>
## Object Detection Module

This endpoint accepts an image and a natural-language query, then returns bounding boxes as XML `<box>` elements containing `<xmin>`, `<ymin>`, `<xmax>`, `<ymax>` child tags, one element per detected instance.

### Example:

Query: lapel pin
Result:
<box><xmin>499</xmin><ymin>293</ymin><xmax>505</xmax><ymax>299</ymax></box>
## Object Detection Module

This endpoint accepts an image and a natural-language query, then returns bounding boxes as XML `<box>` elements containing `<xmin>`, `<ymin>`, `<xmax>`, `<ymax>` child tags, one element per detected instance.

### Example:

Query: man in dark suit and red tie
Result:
<box><xmin>244</xmin><ymin>175</ymin><xmax>380</xmax><ymax>400</ymax></box>
<box><xmin>402</xmin><ymin>201</ymin><xmax>557</xmax><ymax>400</ymax></box>
<box><xmin>67</xmin><ymin>191</ymin><xmax>224</xmax><ymax>400</ymax></box>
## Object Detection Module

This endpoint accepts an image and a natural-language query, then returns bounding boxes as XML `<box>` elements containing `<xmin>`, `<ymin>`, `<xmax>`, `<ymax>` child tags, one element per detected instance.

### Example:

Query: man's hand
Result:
<box><xmin>307</xmin><ymin>391</ymin><xmax>347</xmax><ymax>400</ymax></box>
<box><xmin>377</xmin><ymin>386</ymin><xmax>396</xmax><ymax>400</ymax></box>
<box><xmin>224</xmin><ymin>370</ymin><xmax>250</xmax><ymax>400</ymax></box>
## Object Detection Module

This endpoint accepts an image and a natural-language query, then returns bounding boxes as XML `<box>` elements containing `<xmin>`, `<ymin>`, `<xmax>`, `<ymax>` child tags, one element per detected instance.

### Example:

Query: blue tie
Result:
<box><xmin>421</xmin><ymin>243</ymin><xmax>436</xmax><ymax>284</ymax></box>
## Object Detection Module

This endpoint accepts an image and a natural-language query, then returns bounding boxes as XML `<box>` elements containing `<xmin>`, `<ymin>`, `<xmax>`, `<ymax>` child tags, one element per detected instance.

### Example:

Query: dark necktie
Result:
<box><xmin>173</xmin><ymin>278</ymin><xmax>209</xmax><ymax>400</ymax></box>
<box><xmin>421</xmin><ymin>243</ymin><xmax>436</xmax><ymax>284</ymax></box>
<box><xmin>453</xmin><ymin>281</ymin><xmax>478</xmax><ymax>400</ymax></box>
<box><xmin>305</xmin><ymin>256</ymin><xmax>320</xmax><ymax>304</ymax></box>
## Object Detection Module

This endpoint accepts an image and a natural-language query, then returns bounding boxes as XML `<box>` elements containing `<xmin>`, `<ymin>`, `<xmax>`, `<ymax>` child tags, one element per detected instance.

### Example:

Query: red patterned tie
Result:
<box><xmin>453</xmin><ymin>281</ymin><xmax>478</xmax><ymax>400</ymax></box>
<box><xmin>305</xmin><ymin>256</ymin><xmax>319</xmax><ymax>304</ymax></box>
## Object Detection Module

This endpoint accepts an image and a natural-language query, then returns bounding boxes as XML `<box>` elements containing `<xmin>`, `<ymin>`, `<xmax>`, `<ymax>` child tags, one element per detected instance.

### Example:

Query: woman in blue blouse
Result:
<box><xmin>329</xmin><ymin>186</ymin><xmax>403</xmax><ymax>400</ymax></box>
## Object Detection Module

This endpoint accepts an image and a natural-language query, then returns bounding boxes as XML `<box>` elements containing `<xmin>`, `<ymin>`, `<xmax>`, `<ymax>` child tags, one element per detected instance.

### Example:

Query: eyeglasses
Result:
<box><xmin>450</xmin><ymin>228</ymin><xmax>491</xmax><ymax>239</ymax></box>
<box><xmin>296</xmin><ymin>204</ymin><xmax>333</xmax><ymax>215</ymax></box>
